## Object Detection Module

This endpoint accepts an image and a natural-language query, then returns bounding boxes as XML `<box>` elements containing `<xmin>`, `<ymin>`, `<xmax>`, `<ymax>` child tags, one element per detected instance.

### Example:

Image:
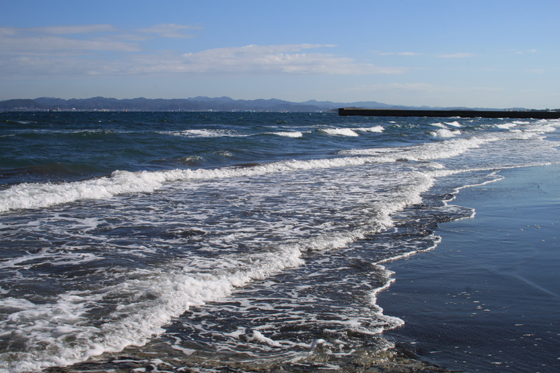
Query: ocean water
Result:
<box><xmin>0</xmin><ymin>112</ymin><xmax>559</xmax><ymax>372</ymax></box>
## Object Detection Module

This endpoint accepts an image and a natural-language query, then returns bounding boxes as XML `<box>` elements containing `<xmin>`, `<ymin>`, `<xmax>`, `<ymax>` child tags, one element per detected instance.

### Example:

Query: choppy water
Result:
<box><xmin>1</xmin><ymin>112</ymin><xmax>559</xmax><ymax>372</ymax></box>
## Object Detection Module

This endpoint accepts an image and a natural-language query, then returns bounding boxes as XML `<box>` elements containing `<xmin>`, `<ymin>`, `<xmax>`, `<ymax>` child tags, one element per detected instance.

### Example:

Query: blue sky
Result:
<box><xmin>1</xmin><ymin>0</ymin><xmax>559</xmax><ymax>108</ymax></box>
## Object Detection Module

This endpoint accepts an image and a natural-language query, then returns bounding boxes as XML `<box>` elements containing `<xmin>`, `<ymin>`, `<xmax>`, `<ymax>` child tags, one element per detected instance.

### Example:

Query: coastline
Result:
<box><xmin>378</xmin><ymin>164</ymin><xmax>560</xmax><ymax>372</ymax></box>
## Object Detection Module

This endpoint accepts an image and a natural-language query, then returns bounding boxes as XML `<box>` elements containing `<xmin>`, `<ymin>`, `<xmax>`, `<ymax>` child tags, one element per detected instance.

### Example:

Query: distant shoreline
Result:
<box><xmin>2</xmin><ymin>96</ymin><xmax>557</xmax><ymax>113</ymax></box>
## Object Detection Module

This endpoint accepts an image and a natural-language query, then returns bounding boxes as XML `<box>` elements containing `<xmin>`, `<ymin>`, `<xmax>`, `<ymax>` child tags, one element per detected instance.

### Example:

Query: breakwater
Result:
<box><xmin>338</xmin><ymin>108</ymin><xmax>560</xmax><ymax>119</ymax></box>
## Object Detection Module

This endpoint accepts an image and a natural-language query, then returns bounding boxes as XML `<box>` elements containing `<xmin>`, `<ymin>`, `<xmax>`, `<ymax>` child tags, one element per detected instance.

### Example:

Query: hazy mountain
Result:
<box><xmin>0</xmin><ymin>96</ymin><xmax>518</xmax><ymax>112</ymax></box>
<box><xmin>0</xmin><ymin>99</ymin><xmax>45</xmax><ymax>110</ymax></box>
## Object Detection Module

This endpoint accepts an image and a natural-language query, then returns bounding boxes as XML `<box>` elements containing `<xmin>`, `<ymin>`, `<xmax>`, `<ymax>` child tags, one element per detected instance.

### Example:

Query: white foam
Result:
<box><xmin>0</xmin><ymin>249</ymin><xmax>102</xmax><ymax>270</ymax></box>
<box><xmin>0</xmin><ymin>244</ymin><xmax>305</xmax><ymax>372</ymax></box>
<box><xmin>271</xmin><ymin>131</ymin><xmax>303</xmax><ymax>138</ymax></box>
<box><xmin>0</xmin><ymin>163</ymin><xmax>437</xmax><ymax>371</ymax></box>
<box><xmin>340</xmin><ymin>136</ymin><xmax>490</xmax><ymax>161</ymax></box>
<box><xmin>496</xmin><ymin>123</ymin><xmax>517</xmax><ymax>129</ymax></box>
<box><xmin>431</xmin><ymin>129</ymin><xmax>461</xmax><ymax>138</ymax></box>
<box><xmin>0</xmin><ymin>147</ymin><xmax>433</xmax><ymax>213</ymax></box>
<box><xmin>522</xmin><ymin>123</ymin><xmax>556</xmax><ymax>133</ymax></box>
<box><xmin>180</xmin><ymin>155</ymin><xmax>204</xmax><ymax>163</ymax></box>
<box><xmin>445</xmin><ymin>121</ymin><xmax>462</xmax><ymax>127</ymax></box>
<box><xmin>318</xmin><ymin>128</ymin><xmax>359</xmax><ymax>137</ymax></box>
<box><xmin>4</xmin><ymin>120</ymin><xmax>558</xmax><ymax>215</ymax></box>
<box><xmin>430</xmin><ymin>122</ymin><xmax>447</xmax><ymax>128</ymax></box>
<box><xmin>248</xmin><ymin>330</ymin><xmax>283</xmax><ymax>347</ymax></box>
<box><xmin>353</xmin><ymin>126</ymin><xmax>384</xmax><ymax>133</ymax></box>
<box><xmin>161</xmin><ymin>129</ymin><xmax>243</xmax><ymax>137</ymax></box>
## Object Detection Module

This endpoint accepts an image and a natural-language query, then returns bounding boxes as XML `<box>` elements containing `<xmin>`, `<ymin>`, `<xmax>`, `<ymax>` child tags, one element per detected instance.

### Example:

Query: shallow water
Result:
<box><xmin>380</xmin><ymin>165</ymin><xmax>560</xmax><ymax>372</ymax></box>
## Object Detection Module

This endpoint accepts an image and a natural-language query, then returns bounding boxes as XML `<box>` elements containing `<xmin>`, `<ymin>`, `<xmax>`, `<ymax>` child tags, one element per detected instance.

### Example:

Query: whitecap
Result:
<box><xmin>431</xmin><ymin>129</ymin><xmax>461</xmax><ymax>138</ymax></box>
<box><xmin>318</xmin><ymin>128</ymin><xmax>359</xmax><ymax>137</ymax></box>
<box><xmin>496</xmin><ymin>123</ymin><xmax>517</xmax><ymax>129</ymax></box>
<box><xmin>444</xmin><ymin>121</ymin><xmax>462</xmax><ymax>127</ymax></box>
<box><xmin>430</xmin><ymin>122</ymin><xmax>447</xmax><ymax>128</ymax></box>
<box><xmin>161</xmin><ymin>129</ymin><xmax>244</xmax><ymax>138</ymax></box>
<box><xmin>270</xmin><ymin>131</ymin><xmax>303</xmax><ymax>138</ymax></box>
<box><xmin>353</xmin><ymin>126</ymin><xmax>384</xmax><ymax>133</ymax></box>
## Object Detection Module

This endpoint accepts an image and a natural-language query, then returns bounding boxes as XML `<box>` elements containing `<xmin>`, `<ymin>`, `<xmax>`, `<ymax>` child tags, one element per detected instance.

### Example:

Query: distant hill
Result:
<box><xmin>0</xmin><ymin>99</ymin><xmax>45</xmax><ymax>110</ymax></box>
<box><xmin>0</xmin><ymin>96</ymin><xmax>513</xmax><ymax>112</ymax></box>
<box><xmin>29</xmin><ymin>96</ymin><xmax>332</xmax><ymax>112</ymax></box>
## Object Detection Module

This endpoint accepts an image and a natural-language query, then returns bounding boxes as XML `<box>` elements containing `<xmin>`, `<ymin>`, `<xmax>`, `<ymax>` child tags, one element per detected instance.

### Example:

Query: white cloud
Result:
<box><xmin>0</xmin><ymin>27</ymin><xmax>17</xmax><ymax>36</ymax></box>
<box><xmin>178</xmin><ymin>44</ymin><xmax>407</xmax><ymax>75</ymax></box>
<box><xmin>0</xmin><ymin>23</ymin><xmax>202</xmax><ymax>56</ymax></box>
<box><xmin>0</xmin><ymin>40</ymin><xmax>408</xmax><ymax>78</ymax></box>
<box><xmin>0</xmin><ymin>25</ymin><xmax>140</xmax><ymax>54</ymax></box>
<box><xmin>0</xmin><ymin>24</ymin><xmax>408</xmax><ymax>78</ymax></box>
<box><xmin>0</xmin><ymin>35</ymin><xmax>141</xmax><ymax>53</ymax></box>
<box><xmin>28</xmin><ymin>25</ymin><xmax>118</xmax><ymax>35</ymax></box>
<box><xmin>437</xmin><ymin>53</ymin><xmax>476</xmax><ymax>58</ymax></box>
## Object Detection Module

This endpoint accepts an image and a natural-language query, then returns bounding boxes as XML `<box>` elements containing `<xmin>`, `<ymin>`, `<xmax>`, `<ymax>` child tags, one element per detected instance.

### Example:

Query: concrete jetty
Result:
<box><xmin>338</xmin><ymin>108</ymin><xmax>560</xmax><ymax>119</ymax></box>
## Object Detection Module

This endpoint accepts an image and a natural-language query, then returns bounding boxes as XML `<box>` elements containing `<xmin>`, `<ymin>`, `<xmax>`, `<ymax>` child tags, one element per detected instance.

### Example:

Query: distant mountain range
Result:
<box><xmin>0</xmin><ymin>96</ymin><xmax>521</xmax><ymax>112</ymax></box>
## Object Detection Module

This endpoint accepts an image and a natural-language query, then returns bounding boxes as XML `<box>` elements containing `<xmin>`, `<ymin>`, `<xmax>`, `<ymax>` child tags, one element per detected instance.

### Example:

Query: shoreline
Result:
<box><xmin>378</xmin><ymin>164</ymin><xmax>560</xmax><ymax>372</ymax></box>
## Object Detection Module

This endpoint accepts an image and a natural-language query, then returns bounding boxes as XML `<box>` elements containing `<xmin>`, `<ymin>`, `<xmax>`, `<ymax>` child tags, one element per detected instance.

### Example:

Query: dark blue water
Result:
<box><xmin>0</xmin><ymin>112</ymin><xmax>479</xmax><ymax>185</ymax></box>
<box><xmin>1</xmin><ymin>112</ymin><xmax>559</xmax><ymax>372</ymax></box>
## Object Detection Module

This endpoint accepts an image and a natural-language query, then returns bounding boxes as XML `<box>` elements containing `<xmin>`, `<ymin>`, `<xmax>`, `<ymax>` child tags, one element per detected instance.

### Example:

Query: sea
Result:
<box><xmin>0</xmin><ymin>111</ymin><xmax>559</xmax><ymax>372</ymax></box>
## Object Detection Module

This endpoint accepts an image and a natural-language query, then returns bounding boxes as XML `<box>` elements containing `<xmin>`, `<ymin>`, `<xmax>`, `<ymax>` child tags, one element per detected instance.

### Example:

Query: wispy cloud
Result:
<box><xmin>0</xmin><ymin>25</ymin><xmax>142</xmax><ymax>54</ymax></box>
<box><xmin>27</xmin><ymin>25</ymin><xmax>119</xmax><ymax>35</ymax></box>
<box><xmin>178</xmin><ymin>44</ymin><xmax>407</xmax><ymax>75</ymax></box>
<box><xmin>437</xmin><ymin>53</ymin><xmax>476</xmax><ymax>58</ymax></box>
<box><xmin>0</xmin><ymin>34</ymin><xmax>141</xmax><ymax>53</ymax></box>
<box><xmin>0</xmin><ymin>26</ymin><xmax>409</xmax><ymax>78</ymax></box>
<box><xmin>0</xmin><ymin>23</ymin><xmax>201</xmax><ymax>55</ymax></box>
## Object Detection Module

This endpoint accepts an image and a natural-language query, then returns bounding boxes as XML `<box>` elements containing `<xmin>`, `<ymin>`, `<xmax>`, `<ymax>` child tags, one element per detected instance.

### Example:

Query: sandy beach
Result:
<box><xmin>378</xmin><ymin>164</ymin><xmax>560</xmax><ymax>372</ymax></box>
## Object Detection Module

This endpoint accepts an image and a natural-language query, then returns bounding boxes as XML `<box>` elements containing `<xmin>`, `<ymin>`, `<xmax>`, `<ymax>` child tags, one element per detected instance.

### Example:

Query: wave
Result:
<box><xmin>431</xmin><ymin>129</ymin><xmax>461</xmax><ymax>138</ymax></box>
<box><xmin>178</xmin><ymin>155</ymin><xmax>205</xmax><ymax>166</ymax></box>
<box><xmin>430</xmin><ymin>122</ymin><xmax>448</xmax><ymax>128</ymax></box>
<box><xmin>1</xmin><ymin>168</ymin><xmax>434</xmax><ymax>372</ymax></box>
<box><xmin>0</xmin><ymin>137</ymin><xmax>479</xmax><ymax>214</ymax></box>
<box><xmin>162</xmin><ymin>129</ymin><xmax>245</xmax><ymax>138</ymax></box>
<box><xmin>444</xmin><ymin>121</ymin><xmax>462</xmax><ymax>127</ymax></box>
<box><xmin>353</xmin><ymin>126</ymin><xmax>384</xmax><ymax>133</ymax></box>
<box><xmin>340</xmin><ymin>136</ymin><xmax>490</xmax><ymax>159</ymax></box>
<box><xmin>269</xmin><ymin>131</ymin><xmax>304</xmax><ymax>138</ymax></box>
<box><xmin>2</xmin><ymin>121</ymin><xmax>558</xmax><ymax>214</ymax></box>
<box><xmin>70</xmin><ymin>129</ymin><xmax>117</xmax><ymax>137</ymax></box>
<box><xmin>318</xmin><ymin>128</ymin><xmax>359</xmax><ymax>137</ymax></box>
<box><xmin>496</xmin><ymin>123</ymin><xmax>517</xmax><ymax>129</ymax></box>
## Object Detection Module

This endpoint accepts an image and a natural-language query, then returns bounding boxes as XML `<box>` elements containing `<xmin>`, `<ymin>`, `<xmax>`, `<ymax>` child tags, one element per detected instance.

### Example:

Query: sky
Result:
<box><xmin>1</xmin><ymin>0</ymin><xmax>559</xmax><ymax>108</ymax></box>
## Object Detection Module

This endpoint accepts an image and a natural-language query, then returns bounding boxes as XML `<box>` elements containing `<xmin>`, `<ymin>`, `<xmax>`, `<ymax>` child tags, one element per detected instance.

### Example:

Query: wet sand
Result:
<box><xmin>378</xmin><ymin>165</ymin><xmax>560</xmax><ymax>372</ymax></box>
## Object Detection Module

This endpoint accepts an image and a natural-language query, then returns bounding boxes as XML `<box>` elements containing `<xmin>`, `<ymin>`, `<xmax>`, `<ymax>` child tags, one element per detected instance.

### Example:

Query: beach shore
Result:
<box><xmin>378</xmin><ymin>164</ymin><xmax>560</xmax><ymax>372</ymax></box>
